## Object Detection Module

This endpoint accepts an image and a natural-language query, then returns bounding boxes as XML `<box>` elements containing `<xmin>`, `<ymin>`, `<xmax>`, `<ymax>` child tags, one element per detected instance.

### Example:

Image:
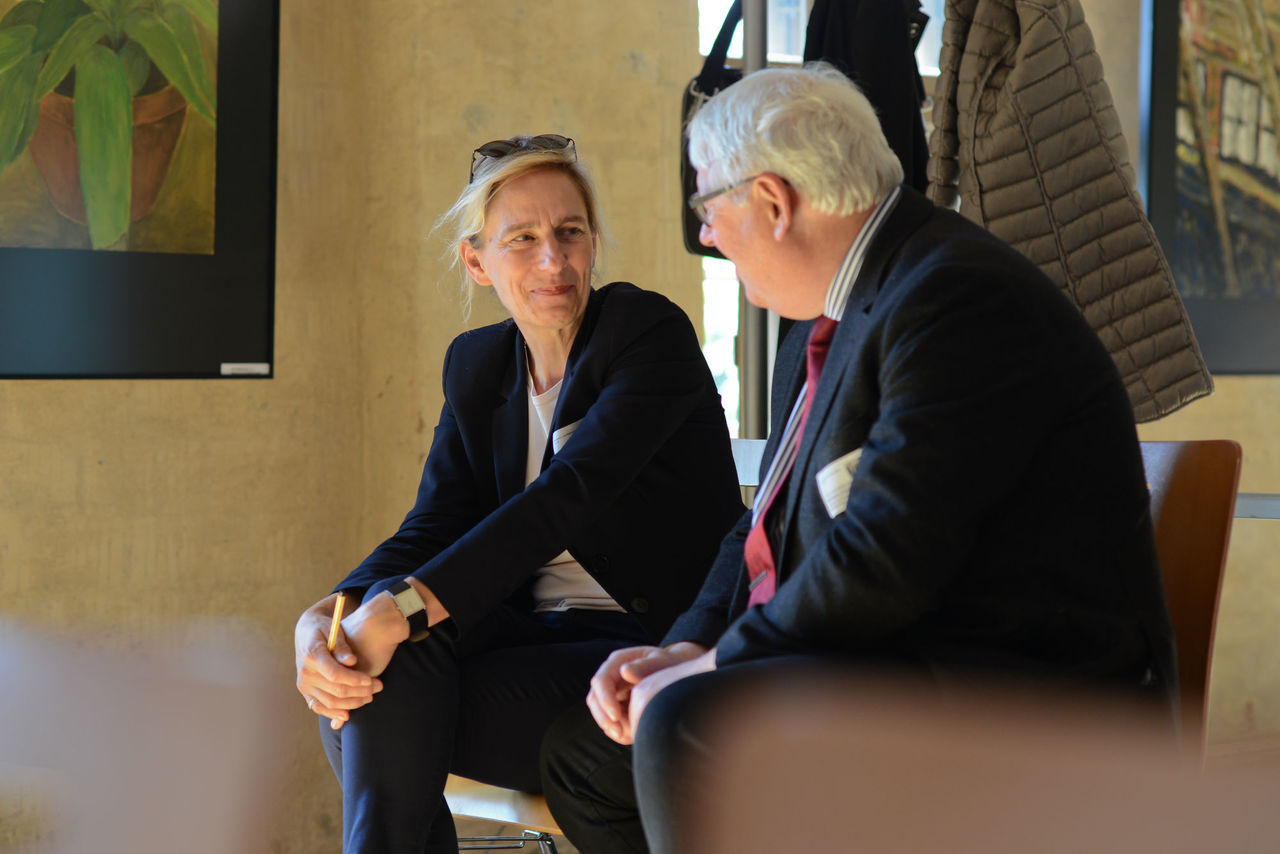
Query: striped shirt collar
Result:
<box><xmin>821</xmin><ymin>184</ymin><xmax>902</xmax><ymax>321</ymax></box>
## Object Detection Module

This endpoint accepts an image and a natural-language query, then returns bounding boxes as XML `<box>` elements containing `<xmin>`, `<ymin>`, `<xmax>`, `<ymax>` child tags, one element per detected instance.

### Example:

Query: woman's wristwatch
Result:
<box><xmin>387</xmin><ymin>578</ymin><xmax>431</xmax><ymax>642</ymax></box>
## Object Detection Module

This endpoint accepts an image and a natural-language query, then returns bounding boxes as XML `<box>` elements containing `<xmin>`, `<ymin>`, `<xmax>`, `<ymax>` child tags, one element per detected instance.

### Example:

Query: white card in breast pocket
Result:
<box><xmin>815</xmin><ymin>447</ymin><xmax>862</xmax><ymax>518</ymax></box>
<box><xmin>552</xmin><ymin>419</ymin><xmax>584</xmax><ymax>454</ymax></box>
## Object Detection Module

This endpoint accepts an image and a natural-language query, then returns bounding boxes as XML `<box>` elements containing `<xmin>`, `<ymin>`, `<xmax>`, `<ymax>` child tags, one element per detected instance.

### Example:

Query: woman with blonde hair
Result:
<box><xmin>292</xmin><ymin>134</ymin><xmax>744</xmax><ymax>853</ymax></box>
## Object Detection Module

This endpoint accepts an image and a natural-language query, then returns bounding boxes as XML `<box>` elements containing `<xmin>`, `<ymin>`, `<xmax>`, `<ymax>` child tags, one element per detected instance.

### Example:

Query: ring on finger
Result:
<box><xmin>306</xmin><ymin>696</ymin><xmax>318</xmax><ymax>711</ymax></box>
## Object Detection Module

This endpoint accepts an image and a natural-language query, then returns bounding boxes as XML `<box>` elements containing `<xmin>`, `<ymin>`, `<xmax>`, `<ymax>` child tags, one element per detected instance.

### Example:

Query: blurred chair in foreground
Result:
<box><xmin>0</xmin><ymin>619</ymin><xmax>288</xmax><ymax>854</ymax></box>
<box><xmin>688</xmin><ymin>673</ymin><xmax>1280</xmax><ymax>854</ymax></box>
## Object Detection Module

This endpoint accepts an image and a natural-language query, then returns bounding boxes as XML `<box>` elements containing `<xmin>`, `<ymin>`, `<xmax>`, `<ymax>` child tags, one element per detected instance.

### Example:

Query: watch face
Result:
<box><xmin>388</xmin><ymin>581</ymin><xmax>430</xmax><ymax>641</ymax></box>
<box><xmin>391</xmin><ymin>581</ymin><xmax>425</xmax><ymax>615</ymax></box>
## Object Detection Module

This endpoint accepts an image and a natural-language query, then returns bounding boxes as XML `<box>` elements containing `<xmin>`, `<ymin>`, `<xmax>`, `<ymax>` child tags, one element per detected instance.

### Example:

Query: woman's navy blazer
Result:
<box><xmin>335</xmin><ymin>282</ymin><xmax>746</xmax><ymax>641</ymax></box>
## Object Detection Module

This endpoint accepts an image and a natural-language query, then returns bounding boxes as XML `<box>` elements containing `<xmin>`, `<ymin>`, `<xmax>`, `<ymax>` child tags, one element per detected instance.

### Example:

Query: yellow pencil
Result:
<box><xmin>327</xmin><ymin>592</ymin><xmax>346</xmax><ymax>651</ymax></box>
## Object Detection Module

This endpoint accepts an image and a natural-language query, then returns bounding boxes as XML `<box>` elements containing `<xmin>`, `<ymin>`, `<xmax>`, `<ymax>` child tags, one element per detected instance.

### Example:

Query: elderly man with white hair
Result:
<box><xmin>538</xmin><ymin>62</ymin><xmax>1177</xmax><ymax>854</ymax></box>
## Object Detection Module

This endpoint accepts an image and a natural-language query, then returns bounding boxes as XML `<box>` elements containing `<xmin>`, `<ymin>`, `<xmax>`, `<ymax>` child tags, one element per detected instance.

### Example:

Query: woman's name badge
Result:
<box><xmin>552</xmin><ymin>419</ymin><xmax>584</xmax><ymax>454</ymax></box>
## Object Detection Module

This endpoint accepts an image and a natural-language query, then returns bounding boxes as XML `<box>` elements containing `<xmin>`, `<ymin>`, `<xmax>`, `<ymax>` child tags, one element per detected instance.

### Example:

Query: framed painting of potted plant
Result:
<box><xmin>1142</xmin><ymin>0</ymin><xmax>1280</xmax><ymax>373</ymax></box>
<box><xmin>0</xmin><ymin>0</ymin><xmax>276</xmax><ymax>378</ymax></box>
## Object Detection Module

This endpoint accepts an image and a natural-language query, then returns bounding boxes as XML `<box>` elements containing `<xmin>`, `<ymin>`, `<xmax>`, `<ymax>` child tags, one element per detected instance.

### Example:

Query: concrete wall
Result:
<box><xmin>1079</xmin><ymin>0</ymin><xmax>1280</xmax><ymax>744</ymax></box>
<box><xmin>0</xmin><ymin>1</ymin><xmax>703</xmax><ymax>851</ymax></box>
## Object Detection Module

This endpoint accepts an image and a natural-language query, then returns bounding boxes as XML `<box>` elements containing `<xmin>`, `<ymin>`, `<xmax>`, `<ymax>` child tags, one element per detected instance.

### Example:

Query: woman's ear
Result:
<box><xmin>460</xmin><ymin>239</ymin><xmax>492</xmax><ymax>287</ymax></box>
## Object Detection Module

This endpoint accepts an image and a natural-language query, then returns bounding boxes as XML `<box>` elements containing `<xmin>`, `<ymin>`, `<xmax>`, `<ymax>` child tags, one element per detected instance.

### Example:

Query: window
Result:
<box><xmin>695</xmin><ymin>2</ymin><xmax>943</xmax><ymax>436</ymax></box>
<box><xmin>1176</xmin><ymin>106</ymin><xmax>1197</xmax><ymax>146</ymax></box>
<box><xmin>697</xmin><ymin>0</ymin><xmax>807</xmax><ymax>62</ymax></box>
<box><xmin>701</xmin><ymin>257</ymin><xmax>741</xmax><ymax>437</ymax></box>
<box><xmin>915</xmin><ymin>0</ymin><xmax>945</xmax><ymax>76</ymax></box>
<box><xmin>1259</xmin><ymin>93</ymin><xmax>1279</xmax><ymax>178</ymax></box>
<box><xmin>698</xmin><ymin>0</ymin><xmax>944</xmax><ymax>70</ymax></box>
<box><xmin>1221</xmin><ymin>73</ymin><xmax>1260</xmax><ymax>166</ymax></box>
<box><xmin>696</xmin><ymin>1</ymin><xmax>947</xmax><ymax>435</ymax></box>
<box><xmin>697</xmin><ymin>0</ymin><xmax>808</xmax><ymax>437</ymax></box>
<box><xmin>1174</xmin><ymin>60</ymin><xmax>1207</xmax><ymax>148</ymax></box>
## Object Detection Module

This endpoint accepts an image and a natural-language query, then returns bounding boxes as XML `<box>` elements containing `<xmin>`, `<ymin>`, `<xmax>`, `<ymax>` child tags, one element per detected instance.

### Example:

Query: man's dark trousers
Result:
<box><xmin>541</xmin><ymin>657</ymin><xmax>818</xmax><ymax>854</ymax></box>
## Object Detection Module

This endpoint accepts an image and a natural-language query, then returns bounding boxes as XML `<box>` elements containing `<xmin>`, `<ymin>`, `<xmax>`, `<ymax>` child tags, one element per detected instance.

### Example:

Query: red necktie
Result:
<box><xmin>744</xmin><ymin>315</ymin><xmax>838</xmax><ymax>606</ymax></box>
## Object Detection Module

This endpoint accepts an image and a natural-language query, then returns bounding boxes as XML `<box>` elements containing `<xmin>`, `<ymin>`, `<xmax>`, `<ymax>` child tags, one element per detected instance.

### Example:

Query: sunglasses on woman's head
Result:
<box><xmin>469</xmin><ymin>134</ymin><xmax>576</xmax><ymax>183</ymax></box>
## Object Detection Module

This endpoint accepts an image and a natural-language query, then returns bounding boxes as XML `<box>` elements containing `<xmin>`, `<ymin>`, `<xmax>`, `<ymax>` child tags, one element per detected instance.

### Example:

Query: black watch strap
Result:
<box><xmin>387</xmin><ymin>579</ymin><xmax>431</xmax><ymax>642</ymax></box>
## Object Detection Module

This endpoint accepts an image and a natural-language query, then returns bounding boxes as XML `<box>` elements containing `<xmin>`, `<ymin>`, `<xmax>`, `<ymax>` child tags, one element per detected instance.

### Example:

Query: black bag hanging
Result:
<box><xmin>681</xmin><ymin>0</ymin><xmax>743</xmax><ymax>259</ymax></box>
<box><xmin>803</xmin><ymin>0</ymin><xmax>930</xmax><ymax>191</ymax></box>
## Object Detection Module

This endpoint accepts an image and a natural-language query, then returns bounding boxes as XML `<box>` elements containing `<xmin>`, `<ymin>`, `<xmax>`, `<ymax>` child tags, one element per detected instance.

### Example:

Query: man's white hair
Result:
<box><xmin>687</xmin><ymin>62</ymin><xmax>903</xmax><ymax>215</ymax></box>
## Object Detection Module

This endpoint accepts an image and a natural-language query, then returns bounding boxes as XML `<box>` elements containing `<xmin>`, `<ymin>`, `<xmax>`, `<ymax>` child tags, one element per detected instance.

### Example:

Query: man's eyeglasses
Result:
<box><xmin>687</xmin><ymin>175</ymin><xmax>759</xmax><ymax>225</ymax></box>
<box><xmin>469</xmin><ymin>134</ymin><xmax>576</xmax><ymax>183</ymax></box>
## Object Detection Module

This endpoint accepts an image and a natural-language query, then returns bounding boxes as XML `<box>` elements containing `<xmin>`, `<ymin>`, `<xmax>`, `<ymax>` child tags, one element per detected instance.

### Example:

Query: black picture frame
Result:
<box><xmin>1140</xmin><ymin>0</ymin><xmax>1280</xmax><ymax>374</ymax></box>
<box><xmin>0</xmin><ymin>0</ymin><xmax>278</xmax><ymax>379</ymax></box>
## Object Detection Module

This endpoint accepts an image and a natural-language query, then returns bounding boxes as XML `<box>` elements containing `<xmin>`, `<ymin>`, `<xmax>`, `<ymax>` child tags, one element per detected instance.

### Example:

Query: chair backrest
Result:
<box><xmin>1139</xmin><ymin>440</ymin><xmax>1242</xmax><ymax>754</ymax></box>
<box><xmin>730</xmin><ymin>437</ymin><xmax>1242</xmax><ymax>751</ymax></box>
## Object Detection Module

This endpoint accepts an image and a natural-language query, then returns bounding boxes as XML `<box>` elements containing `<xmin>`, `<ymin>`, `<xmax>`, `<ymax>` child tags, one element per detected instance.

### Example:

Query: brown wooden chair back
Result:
<box><xmin>1140</xmin><ymin>440</ymin><xmax>1242</xmax><ymax>753</ymax></box>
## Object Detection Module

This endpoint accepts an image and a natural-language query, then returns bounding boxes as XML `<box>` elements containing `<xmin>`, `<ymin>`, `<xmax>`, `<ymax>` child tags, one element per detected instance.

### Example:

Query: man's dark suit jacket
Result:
<box><xmin>665</xmin><ymin>188</ymin><xmax>1177</xmax><ymax>707</ymax></box>
<box><xmin>336</xmin><ymin>282</ymin><xmax>745</xmax><ymax>641</ymax></box>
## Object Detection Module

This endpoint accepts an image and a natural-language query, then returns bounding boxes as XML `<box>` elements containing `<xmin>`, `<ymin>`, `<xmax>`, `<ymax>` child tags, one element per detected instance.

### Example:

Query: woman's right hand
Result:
<box><xmin>294</xmin><ymin>593</ymin><xmax>383</xmax><ymax>730</ymax></box>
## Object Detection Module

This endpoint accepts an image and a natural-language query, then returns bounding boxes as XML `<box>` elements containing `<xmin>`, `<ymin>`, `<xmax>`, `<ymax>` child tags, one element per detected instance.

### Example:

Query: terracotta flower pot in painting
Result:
<box><xmin>28</xmin><ymin>85</ymin><xmax>188</xmax><ymax>227</ymax></box>
<box><xmin>0</xmin><ymin>0</ymin><xmax>218</xmax><ymax>249</ymax></box>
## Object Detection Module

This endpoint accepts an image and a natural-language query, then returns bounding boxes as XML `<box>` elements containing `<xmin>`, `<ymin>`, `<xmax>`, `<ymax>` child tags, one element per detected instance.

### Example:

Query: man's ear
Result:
<box><xmin>459</xmin><ymin>238</ymin><xmax>492</xmax><ymax>287</ymax></box>
<box><xmin>756</xmin><ymin>174</ymin><xmax>794</xmax><ymax>241</ymax></box>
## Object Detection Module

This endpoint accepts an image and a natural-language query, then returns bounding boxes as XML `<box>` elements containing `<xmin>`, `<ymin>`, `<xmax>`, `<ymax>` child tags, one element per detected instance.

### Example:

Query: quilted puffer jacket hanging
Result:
<box><xmin>928</xmin><ymin>0</ymin><xmax>1212</xmax><ymax>422</ymax></box>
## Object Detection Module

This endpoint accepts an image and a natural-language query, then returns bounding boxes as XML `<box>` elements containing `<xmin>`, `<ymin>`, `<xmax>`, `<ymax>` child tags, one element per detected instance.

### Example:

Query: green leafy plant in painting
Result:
<box><xmin>0</xmin><ymin>0</ymin><xmax>216</xmax><ymax>248</ymax></box>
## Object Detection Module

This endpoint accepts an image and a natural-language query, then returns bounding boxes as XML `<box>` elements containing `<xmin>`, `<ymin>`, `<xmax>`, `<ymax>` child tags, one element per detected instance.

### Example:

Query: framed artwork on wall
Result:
<box><xmin>1142</xmin><ymin>0</ymin><xmax>1280</xmax><ymax>373</ymax></box>
<box><xmin>0</xmin><ymin>0</ymin><xmax>277</xmax><ymax>378</ymax></box>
